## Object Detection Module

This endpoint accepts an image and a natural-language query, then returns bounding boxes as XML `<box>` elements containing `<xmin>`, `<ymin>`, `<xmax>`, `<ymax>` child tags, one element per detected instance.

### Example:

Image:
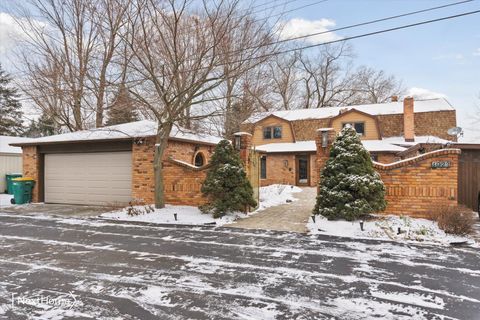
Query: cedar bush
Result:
<box><xmin>312</xmin><ymin>125</ymin><xmax>386</xmax><ymax>221</ymax></box>
<box><xmin>432</xmin><ymin>205</ymin><xmax>474</xmax><ymax>235</ymax></box>
<box><xmin>200</xmin><ymin>140</ymin><xmax>257</xmax><ymax>218</ymax></box>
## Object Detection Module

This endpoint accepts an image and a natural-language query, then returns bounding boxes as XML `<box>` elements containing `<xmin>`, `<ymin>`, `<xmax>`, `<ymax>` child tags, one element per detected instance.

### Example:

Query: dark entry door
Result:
<box><xmin>296</xmin><ymin>156</ymin><xmax>309</xmax><ymax>186</ymax></box>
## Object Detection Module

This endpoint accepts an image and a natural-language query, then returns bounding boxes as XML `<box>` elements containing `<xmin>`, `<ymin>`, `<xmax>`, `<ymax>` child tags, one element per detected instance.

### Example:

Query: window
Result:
<box><xmin>273</xmin><ymin>126</ymin><xmax>282</xmax><ymax>139</ymax></box>
<box><xmin>260</xmin><ymin>156</ymin><xmax>267</xmax><ymax>179</ymax></box>
<box><xmin>371</xmin><ymin>154</ymin><xmax>378</xmax><ymax>162</ymax></box>
<box><xmin>343</xmin><ymin>122</ymin><xmax>365</xmax><ymax>136</ymax></box>
<box><xmin>263</xmin><ymin>127</ymin><xmax>272</xmax><ymax>139</ymax></box>
<box><xmin>194</xmin><ymin>152</ymin><xmax>205</xmax><ymax>167</ymax></box>
<box><xmin>263</xmin><ymin>126</ymin><xmax>282</xmax><ymax>139</ymax></box>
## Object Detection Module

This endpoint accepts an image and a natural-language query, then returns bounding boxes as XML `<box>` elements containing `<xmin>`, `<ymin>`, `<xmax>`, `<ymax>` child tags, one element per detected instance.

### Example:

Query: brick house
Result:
<box><xmin>11</xmin><ymin>120</ymin><xmax>222</xmax><ymax>206</ymax></box>
<box><xmin>240</xmin><ymin>97</ymin><xmax>457</xmax><ymax>187</ymax></box>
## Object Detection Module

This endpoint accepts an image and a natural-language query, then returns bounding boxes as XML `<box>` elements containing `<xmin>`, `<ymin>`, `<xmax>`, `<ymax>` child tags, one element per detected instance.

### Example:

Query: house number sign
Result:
<box><xmin>431</xmin><ymin>161</ymin><xmax>451</xmax><ymax>169</ymax></box>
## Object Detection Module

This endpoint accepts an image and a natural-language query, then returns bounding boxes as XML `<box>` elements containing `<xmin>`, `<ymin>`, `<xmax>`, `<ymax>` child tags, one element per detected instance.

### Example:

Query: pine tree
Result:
<box><xmin>0</xmin><ymin>65</ymin><xmax>24</xmax><ymax>136</ymax></box>
<box><xmin>24</xmin><ymin>112</ymin><xmax>59</xmax><ymax>138</ymax></box>
<box><xmin>200</xmin><ymin>140</ymin><xmax>257</xmax><ymax>218</ymax></box>
<box><xmin>105</xmin><ymin>85</ymin><xmax>139</xmax><ymax>126</ymax></box>
<box><xmin>313</xmin><ymin>126</ymin><xmax>386</xmax><ymax>221</ymax></box>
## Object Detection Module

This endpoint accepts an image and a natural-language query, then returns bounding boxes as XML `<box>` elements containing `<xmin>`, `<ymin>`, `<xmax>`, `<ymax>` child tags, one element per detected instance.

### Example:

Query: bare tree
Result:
<box><xmin>12</xmin><ymin>0</ymin><xmax>131</xmax><ymax>131</ymax></box>
<box><xmin>350</xmin><ymin>66</ymin><xmax>404</xmax><ymax>104</ymax></box>
<box><xmin>297</xmin><ymin>43</ymin><xmax>356</xmax><ymax>108</ymax></box>
<box><xmin>213</xmin><ymin>13</ymin><xmax>276</xmax><ymax>138</ymax></box>
<box><xmin>126</xmin><ymin>0</ymin><xmax>266</xmax><ymax>208</ymax></box>
<box><xmin>269</xmin><ymin>53</ymin><xmax>301</xmax><ymax>110</ymax></box>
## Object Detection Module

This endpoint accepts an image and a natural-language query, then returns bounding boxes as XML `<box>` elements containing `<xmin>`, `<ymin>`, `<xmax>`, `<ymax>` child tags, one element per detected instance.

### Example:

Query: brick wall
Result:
<box><xmin>314</xmin><ymin>129</ymin><xmax>461</xmax><ymax>218</ymax></box>
<box><xmin>374</xmin><ymin>153</ymin><xmax>400</xmax><ymax>164</ymax></box>
<box><xmin>260</xmin><ymin>153</ymin><xmax>296</xmax><ymax>186</ymax></box>
<box><xmin>374</xmin><ymin>149</ymin><xmax>460</xmax><ymax>218</ymax></box>
<box><xmin>132</xmin><ymin>137</ymin><xmax>214</xmax><ymax>205</ymax></box>
<box><xmin>22</xmin><ymin>146</ymin><xmax>41</xmax><ymax>202</ymax></box>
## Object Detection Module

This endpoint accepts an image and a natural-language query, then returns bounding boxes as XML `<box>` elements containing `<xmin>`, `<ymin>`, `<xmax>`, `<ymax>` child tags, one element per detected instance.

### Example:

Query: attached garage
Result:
<box><xmin>44</xmin><ymin>152</ymin><xmax>132</xmax><ymax>205</ymax></box>
<box><xmin>9</xmin><ymin>120</ymin><xmax>223</xmax><ymax>206</ymax></box>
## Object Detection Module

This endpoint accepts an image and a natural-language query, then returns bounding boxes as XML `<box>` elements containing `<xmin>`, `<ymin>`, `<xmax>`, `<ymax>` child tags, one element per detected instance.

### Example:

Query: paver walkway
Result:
<box><xmin>227</xmin><ymin>187</ymin><xmax>316</xmax><ymax>233</ymax></box>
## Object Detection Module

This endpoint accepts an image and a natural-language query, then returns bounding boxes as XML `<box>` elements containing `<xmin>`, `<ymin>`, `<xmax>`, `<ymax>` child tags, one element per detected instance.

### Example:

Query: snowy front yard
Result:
<box><xmin>101</xmin><ymin>184</ymin><xmax>302</xmax><ymax>226</ymax></box>
<box><xmin>307</xmin><ymin>214</ymin><xmax>476</xmax><ymax>246</ymax></box>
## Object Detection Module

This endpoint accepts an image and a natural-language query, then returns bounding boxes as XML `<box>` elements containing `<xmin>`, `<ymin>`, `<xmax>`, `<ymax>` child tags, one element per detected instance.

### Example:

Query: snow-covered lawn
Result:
<box><xmin>0</xmin><ymin>194</ymin><xmax>13</xmax><ymax>206</ymax></box>
<box><xmin>256</xmin><ymin>184</ymin><xmax>302</xmax><ymax>211</ymax></box>
<box><xmin>101</xmin><ymin>184</ymin><xmax>302</xmax><ymax>225</ymax></box>
<box><xmin>307</xmin><ymin>214</ymin><xmax>476</xmax><ymax>246</ymax></box>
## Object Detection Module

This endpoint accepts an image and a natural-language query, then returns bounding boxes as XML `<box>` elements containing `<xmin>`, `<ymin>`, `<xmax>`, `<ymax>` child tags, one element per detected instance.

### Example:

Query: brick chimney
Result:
<box><xmin>403</xmin><ymin>97</ymin><xmax>414</xmax><ymax>142</ymax></box>
<box><xmin>391</xmin><ymin>95</ymin><xmax>398</xmax><ymax>102</ymax></box>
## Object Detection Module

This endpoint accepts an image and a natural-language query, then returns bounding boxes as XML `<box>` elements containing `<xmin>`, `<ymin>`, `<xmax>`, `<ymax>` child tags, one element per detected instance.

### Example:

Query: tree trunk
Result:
<box><xmin>154</xmin><ymin>123</ymin><xmax>172</xmax><ymax>209</ymax></box>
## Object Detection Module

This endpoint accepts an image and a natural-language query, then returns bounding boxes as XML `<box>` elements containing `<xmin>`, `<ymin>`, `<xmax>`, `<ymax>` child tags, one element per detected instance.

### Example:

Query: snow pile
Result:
<box><xmin>256</xmin><ymin>184</ymin><xmax>303</xmax><ymax>211</ymax></box>
<box><xmin>101</xmin><ymin>185</ymin><xmax>303</xmax><ymax>225</ymax></box>
<box><xmin>307</xmin><ymin>214</ymin><xmax>475</xmax><ymax>245</ymax></box>
<box><xmin>101</xmin><ymin>205</ymin><xmax>244</xmax><ymax>226</ymax></box>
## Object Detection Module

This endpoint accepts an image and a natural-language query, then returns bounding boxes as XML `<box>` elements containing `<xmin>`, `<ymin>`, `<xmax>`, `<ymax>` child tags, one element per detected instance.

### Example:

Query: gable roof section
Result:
<box><xmin>244</xmin><ymin>98</ymin><xmax>454</xmax><ymax>124</ymax></box>
<box><xmin>11</xmin><ymin>120</ymin><xmax>224</xmax><ymax>147</ymax></box>
<box><xmin>327</xmin><ymin>108</ymin><xmax>383</xmax><ymax>139</ymax></box>
<box><xmin>255</xmin><ymin>114</ymin><xmax>297</xmax><ymax>142</ymax></box>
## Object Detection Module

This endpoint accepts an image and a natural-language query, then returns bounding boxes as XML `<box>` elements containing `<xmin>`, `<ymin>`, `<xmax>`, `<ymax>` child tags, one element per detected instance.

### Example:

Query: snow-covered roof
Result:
<box><xmin>256</xmin><ymin>140</ymin><xmax>407</xmax><ymax>153</ymax></box>
<box><xmin>11</xmin><ymin>120</ymin><xmax>224</xmax><ymax>146</ymax></box>
<box><xmin>244</xmin><ymin>98</ymin><xmax>454</xmax><ymax>123</ymax></box>
<box><xmin>256</xmin><ymin>141</ymin><xmax>317</xmax><ymax>153</ymax></box>
<box><xmin>0</xmin><ymin>136</ymin><xmax>29</xmax><ymax>154</ymax></box>
<box><xmin>383</xmin><ymin>135</ymin><xmax>451</xmax><ymax>147</ymax></box>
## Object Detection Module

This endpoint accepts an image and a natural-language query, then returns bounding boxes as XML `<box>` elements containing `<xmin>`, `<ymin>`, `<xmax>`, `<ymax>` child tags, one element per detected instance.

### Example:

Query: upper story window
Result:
<box><xmin>343</xmin><ymin>122</ymin><xmax>365</xmax><ymax>136</ymax></box>
<box><xmin>263</xmin><ymin>126</ymin><xmax>282</xmax><ymax>139</ymax></box>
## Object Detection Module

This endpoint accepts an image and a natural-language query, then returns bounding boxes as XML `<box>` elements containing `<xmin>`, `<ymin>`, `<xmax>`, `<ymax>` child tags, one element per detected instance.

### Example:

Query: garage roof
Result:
<box><xmin>10</xmin><ymin>120</ymin><xmax>224</xmax><ymax>146</ymax></box>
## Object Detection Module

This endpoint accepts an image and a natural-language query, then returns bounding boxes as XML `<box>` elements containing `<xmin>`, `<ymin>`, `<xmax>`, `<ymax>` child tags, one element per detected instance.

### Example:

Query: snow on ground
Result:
<box><xmin>256</xmin><ymin>184</ymin><xmax>302</xmax><ymax>211</ymax></box>
<box><xmin>101</xmin><ymin>184</ymin><xmax>302</xmax><ymax>225</ymax></box>
<box><xmin>307</xmin><ymin>214</ymin><xmax>475</xmax><ymax>246</ymax></box>
<box><xmin>0</xmin><ymin>194</ymin><xmax>13</xmax><ymax>206</ymax></box>
<box><xmin>101</xmin><ymin>205</ymin><xmax>242</xmax><ymax>226</ymax></box>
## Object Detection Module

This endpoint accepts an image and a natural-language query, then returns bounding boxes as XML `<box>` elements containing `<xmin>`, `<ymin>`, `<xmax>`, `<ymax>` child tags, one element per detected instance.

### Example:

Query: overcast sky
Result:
<box><xmin>0</xmin><ymin>0</ymin><xmax>479</xmax><ymax>140</ymax></box>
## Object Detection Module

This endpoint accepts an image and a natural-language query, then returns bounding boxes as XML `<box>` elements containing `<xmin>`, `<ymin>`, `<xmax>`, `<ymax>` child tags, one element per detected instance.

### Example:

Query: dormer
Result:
<box><xmin>251</xmin><ymin>115</ymin><xmax>296</xmax><ymax>145</ymax></box>
<box><xmin>328</xmin><ymin>108</ymin><xmax>381</xmax><ymax>140</ymax></box>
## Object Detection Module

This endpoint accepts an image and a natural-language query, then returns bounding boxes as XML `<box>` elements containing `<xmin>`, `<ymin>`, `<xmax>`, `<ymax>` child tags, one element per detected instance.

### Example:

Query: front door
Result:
<box><xmin>296</xmin><ymin>156</ymin><xmax>309</xmax><ymax>186</ymax></box>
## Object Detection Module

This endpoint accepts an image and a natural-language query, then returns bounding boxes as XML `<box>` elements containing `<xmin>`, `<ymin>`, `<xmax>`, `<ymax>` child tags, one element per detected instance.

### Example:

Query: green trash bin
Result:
<box><xmin>5</xmin><ymin>173</ymin><xmax>22</xmax><ymax>194</ymax></box>
<box><xmin>11</xmin><ymin>177</ymin><xmax>35</xmax><ymax>205</ymax></box>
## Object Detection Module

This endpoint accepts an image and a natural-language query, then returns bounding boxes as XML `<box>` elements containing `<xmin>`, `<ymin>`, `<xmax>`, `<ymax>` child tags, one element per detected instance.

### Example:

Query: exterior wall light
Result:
<box><xmin>322</xmin><ymin>131</ymin><xmax>329</xmax><ymax>148</ymax></box>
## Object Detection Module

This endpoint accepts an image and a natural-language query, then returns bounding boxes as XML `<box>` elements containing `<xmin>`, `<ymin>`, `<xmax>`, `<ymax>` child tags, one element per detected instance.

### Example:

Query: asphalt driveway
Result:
<box><xmin>0</xmin><ymin>213</ymin><xmax>479</xmax><ymax>319</ymax></box>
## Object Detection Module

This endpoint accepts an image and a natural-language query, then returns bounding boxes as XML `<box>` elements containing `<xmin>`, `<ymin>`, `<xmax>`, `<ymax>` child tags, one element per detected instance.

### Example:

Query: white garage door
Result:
<box><xmin>45</xmin><ymin>152</ymin><xmax>132</xmax><ymax>205</ymax></box>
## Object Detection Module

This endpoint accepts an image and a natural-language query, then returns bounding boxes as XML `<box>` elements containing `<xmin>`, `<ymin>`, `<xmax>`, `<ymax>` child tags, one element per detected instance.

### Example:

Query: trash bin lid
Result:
<box><xmin>12</xmin><ymin>177</ymin><xmax>35</xmax><ymax>181</ymax></box>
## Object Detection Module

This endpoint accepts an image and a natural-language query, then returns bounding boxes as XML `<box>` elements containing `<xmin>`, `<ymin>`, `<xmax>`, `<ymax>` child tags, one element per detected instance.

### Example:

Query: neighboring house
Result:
<box><xmin>11</xmin><ymin>121</ymin><xmax>223</xmax><ymax>206</ymax></box>
<box><xmin>0</xmin><ymin>136</ymin><xmax>29</xmax><ymax>193</ymax></box>
<box><xmin>240</xmin><ymin>97</ymin><xmax>457</xmax><ymax>187</ymax></box>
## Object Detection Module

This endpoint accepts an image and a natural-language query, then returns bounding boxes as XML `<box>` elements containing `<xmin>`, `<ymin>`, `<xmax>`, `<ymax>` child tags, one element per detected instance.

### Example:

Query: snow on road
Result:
<box><xmin>0</xmin><ymin>213</ymin><xmax>478</xmax><ymax>319</ymax></box>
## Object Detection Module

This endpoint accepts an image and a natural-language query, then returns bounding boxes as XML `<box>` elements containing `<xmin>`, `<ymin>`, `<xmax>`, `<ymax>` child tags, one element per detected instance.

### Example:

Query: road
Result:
<box><xmin>0</xmin><ymin>213</ymin><xmax>479</xmax><ymax>319</ymax></box>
